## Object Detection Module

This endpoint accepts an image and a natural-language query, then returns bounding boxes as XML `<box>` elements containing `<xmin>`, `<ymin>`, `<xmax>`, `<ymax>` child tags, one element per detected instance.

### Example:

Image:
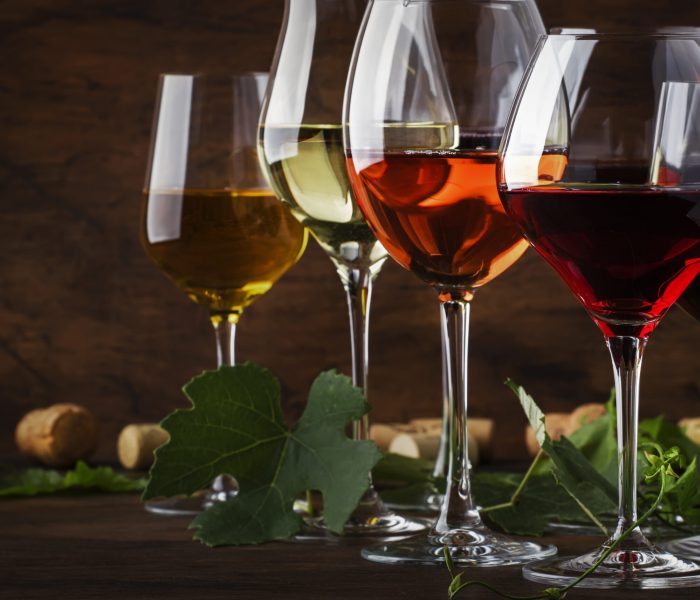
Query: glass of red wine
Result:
<box><xmin>499</xmin><ymin>33</ymin><xmax>700</xmax><ymax>588</ymax></box>
<box><xmin>344</xmin><ymin>0</ymin><xmax>555</xmax><ymax>565</ymax></box>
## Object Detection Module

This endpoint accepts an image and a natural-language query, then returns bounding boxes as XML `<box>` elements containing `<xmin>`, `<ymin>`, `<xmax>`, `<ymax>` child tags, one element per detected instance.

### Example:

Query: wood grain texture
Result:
<box><xmin>1</xmin><ymin>0</ymin><xmax>700</xmax><ymax>462</ymax></box>
<box><xmin>1</xmin><ymin>493</ymin><xmax>700</xmax><ymax>599</ymax></box>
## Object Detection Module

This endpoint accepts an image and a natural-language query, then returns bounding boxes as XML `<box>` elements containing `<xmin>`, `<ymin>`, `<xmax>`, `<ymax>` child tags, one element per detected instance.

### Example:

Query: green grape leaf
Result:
<box><xmin>0</xmin><ymin>461</ymin><xmax>146</xmax><ymax>497</ymax></box>
<box><xmin>144</xmin><ymin>364</ymin><xmax>382</xmax><ymax>546</ymax></box>
<box><xmin>378</xmin><ymin>481</ymin><xmax>440</xmax><ymax>507</ymax></box>
<box><xmin>666</xmin><ymin>457</ymin><xmax>700</xmax><ymax>513</ymax></box>
<box><xmin>473</xmin><ymin>470</ymin><xmax>614</xmax><ymax>537</ymax></box>
<box><xmin>373</xmin><ymin>452</ymin><xmax>438</xmax><ymax>486</ymax></box>
<box><xmin>473</xmin><ymin>472</ymin><xmax>550</xmax><ymax>536</ymax></box>
<box><xmin>566</xmin><ymin>406</ymin><xmax>617</xmax><ymax>478</ymax></box>
<box><xmin>640</xmin><ymin>416</ymin><xmax>700</xmax><ymax>464</ymax></box>
<box><xmin>543</xmin><ymin>434</ymin><xmax>619</xmax><ymax>507</ymax></box>
<box><xmin>506</xmin><ymin>378</ymin><xmax>546</xmax><ymax>447</ymax></box>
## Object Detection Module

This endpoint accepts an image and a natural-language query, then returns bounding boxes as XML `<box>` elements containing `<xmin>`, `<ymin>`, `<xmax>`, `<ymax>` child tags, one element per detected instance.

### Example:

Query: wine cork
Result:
<box><xmin>369</xmin><ymin>423</ymin><xmax>413</xmax><ymax>451</ymax></box>
<box><xmin>408</xmin><ymin>418</ymin><xmax>442</xmax><ymax>432</ymax></box>
<box><xmin>679</xmin><ymin>418</ymin><xmax>700</xmax><ymax>446</ymax></box>
<box><xmin>389</xmin><ymin>431</ymin><xmax>480</xmax><ymax>466</ymax></box>
<box><xmin>15</xmin><ymin>403</ymin><xmax>99</xmax><ymax>467</ymax></box>
<box><xmin>408</xmin><ymin>417</ymin><xmax>494</xmax><ymax>461</ymax></box>
<box><xmin>466</xmin><ymin>418</ymin><xmax>494</xmax><ymax>462</ymax></box>
<box><xmin>117</xmin><ymin>424</ymin><xmax>170</xmax><ymax>470</ymax></box>
<box><xmin>569</xmin><ymin>403</ymin><xmax>607</xmax><ymax>429</ymax></box>
<box><xmin>525</xmin><ymin>412</ymin><xmax>572</xmax><ymax>456</ymax></box>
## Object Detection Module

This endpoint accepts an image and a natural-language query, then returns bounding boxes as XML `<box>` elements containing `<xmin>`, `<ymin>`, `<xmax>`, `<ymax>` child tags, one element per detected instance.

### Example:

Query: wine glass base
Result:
<box><xmin>546</xmin><ymin>512</ymin><xmax>700</xmax><ymax>538</ymax></box>
<box><xmin>144</xmin><ymin>494</ymin><xmax>206</xmax><ymax>516</ymax></box>
<box><xmin>298</xmin><ymin>485</ymin><xmax>431</xmax><ymax>538</ymax></box>
<box><xmin>302</xmin><ymin>513</ymin><xmax>431</xmax><ymax>538</ymax></box>
<box><xmin>523</xmin><ymin>545</ymin><xmax>700</xmax><ymax>589</ymax></box>
<box><xmin>362</xmin><ymin>526</ymin><xmax>557</xmax><ymax>566</ymax></box>
<box><xmin>663</xmin><ymin>536</ymin><xmax>700</xmax><ymax>561</ymax></box>
<box><xmin>545</xmin><ymin>520</ymin><xmax>680</xmax><ymax>538</ymax></box>
<box><xmin>144</xmin><ymin>474</ymin><xmax>239</xmax><ymax>517</ymax></box>
<box><xmin>384</xmin><ymin>492</ymin><xmax>443</xmax><ymax>514</ymax></box>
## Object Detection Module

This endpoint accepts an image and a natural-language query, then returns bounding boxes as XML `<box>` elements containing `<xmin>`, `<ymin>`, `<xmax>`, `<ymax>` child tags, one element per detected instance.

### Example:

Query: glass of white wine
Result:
<box><xmin>259</xmin><ymin>0</ymin><xmax>426</xmax><ymax>536</ymax></box>
<box><xmin>141</xmin><ymin>72</ymin><xmax>308</xmax><ymax>515</ymax></box>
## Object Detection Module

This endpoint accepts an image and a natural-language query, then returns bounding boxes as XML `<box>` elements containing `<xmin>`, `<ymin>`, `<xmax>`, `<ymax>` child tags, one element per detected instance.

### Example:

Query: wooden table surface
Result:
<box><xmin>2</xmin><ymin>494</ymin><xmax>700</xmax><ymax>600</ymax></box>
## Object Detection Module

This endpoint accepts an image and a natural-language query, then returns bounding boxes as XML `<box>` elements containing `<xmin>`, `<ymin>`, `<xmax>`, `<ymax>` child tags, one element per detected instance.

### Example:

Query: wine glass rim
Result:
<box><xmin>546</xmin><ymin>31</ymin><xmax>700</xmax><ymax>41</ymax></box>
<box><xmin>157</xmin><ymin>71</ymin><xmax>268</xmax><ymax>79</ymax></box>
<box><xmin>372</xmin><ymin>0</ymin><xmax>535</xmax><ymax>3</ymax></box>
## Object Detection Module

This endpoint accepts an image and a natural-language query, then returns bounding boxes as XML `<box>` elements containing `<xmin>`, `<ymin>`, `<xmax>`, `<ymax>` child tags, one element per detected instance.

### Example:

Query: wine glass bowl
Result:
<box><xmin>349</xmin><ymin>135</ymin><xmax>529</xmax><ymax>294</ymax></box>
<box><xmin>499</xmin><ymin>33</ymin><xmax>700</xmax><ymax>587</ymax></box>
<box><xmin>140</xmin><ymin>73</ymin><xmax>307</xmax><ymax>514</ymax></box>
<box><xmin>142</xmin><ymin>74</ymin><xmax>307</xmax><ymax>326</ymax></box>
<box><xmin>260</xmin><ymin>125</ymin><xmax>388</xmax><ymax>280</ymax></box>
<box><xmin>345</xmin><ymin>0</ymin><xmax>553</xmax><ymax>564</ymax></box>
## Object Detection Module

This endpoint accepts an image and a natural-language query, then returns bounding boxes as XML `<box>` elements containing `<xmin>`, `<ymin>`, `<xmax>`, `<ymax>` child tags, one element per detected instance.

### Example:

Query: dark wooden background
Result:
<box><xmin>1</xmin><ymin>0</ymin><xmax>700</xmax><ymax>461</ymax></box>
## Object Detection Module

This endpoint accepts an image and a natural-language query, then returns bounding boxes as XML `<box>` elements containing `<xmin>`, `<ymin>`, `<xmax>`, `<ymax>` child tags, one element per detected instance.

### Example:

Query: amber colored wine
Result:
<box><xmin>348</xmin><ymin>150</ymin><xmax>529</xmax><ymax>291</ymax></box>
<box><xmin>260</xmin><ymin>125</ymin><xmax>387</xmax><ymax>272</ymax></box>
<box><xmin>141</xmin><ymin>189</ymin><xmax>307</xmax><ymax>313</ymax></box>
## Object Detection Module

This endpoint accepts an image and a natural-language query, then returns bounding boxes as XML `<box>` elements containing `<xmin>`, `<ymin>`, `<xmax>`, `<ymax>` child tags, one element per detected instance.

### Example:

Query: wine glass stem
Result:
<box><xmin>606</xmin><ymin>335</ymin><xmax>647</xmax><ymax>539</ymax></box>
<box><xmin>211</xmin><ymin>312</ymin><xmax>240</xmax><ymax>367</ymax></box>
<box><xmin>343</xmin><ymin>267</ymin><xmax>373</xmax><ymax>442</ymax></box>
<box><xmin>434</xmin><ymin>291</ymin><xmax>480</xmax><ymax>534</ymax></box>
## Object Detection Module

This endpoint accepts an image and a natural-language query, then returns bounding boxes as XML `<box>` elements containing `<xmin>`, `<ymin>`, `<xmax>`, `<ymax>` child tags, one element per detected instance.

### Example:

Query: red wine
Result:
<box><xmin>679</xmin><ymin>276</ymin><xmax>700</xmax><ymax>322</ymax></box>
<box><xmin>348</xmin><ymin>150</ymin><xmax>528</xmax><ymax>292</ymax></box>
<box><xmin>501</xmin><ymin>174</ymin><xmax>700</xmax><ymax>337</ymax></box>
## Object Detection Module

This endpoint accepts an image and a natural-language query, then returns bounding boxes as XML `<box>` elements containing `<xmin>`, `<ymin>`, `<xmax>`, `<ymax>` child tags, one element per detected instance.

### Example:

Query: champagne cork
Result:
<box><xmin>389</xmin><ymin>431</ymin><xmax>479</xmax><ymax>466</ymax></box>
<box><xmin>15</xmin><ymin>403</ymin><xmax>99</xmax><ymax>467</ymax></box>
<box><xmin>569</xmin><ymin>403</ymin><xmax>607</xmax><ymax>429</ymax></box>
<box><xmin>117</xmin><ymin>424</ymin><xmax>170</xmax><ymax>470</ymax></box>
<box><xmin>679</xmin><ymin>418</ymin><xmax>700</xmax><ymax>446</ymax></box>
<box><xmin>525</xmin><ymin>412</ymin><xmax>572</xmax><ymax>456</ymax></box>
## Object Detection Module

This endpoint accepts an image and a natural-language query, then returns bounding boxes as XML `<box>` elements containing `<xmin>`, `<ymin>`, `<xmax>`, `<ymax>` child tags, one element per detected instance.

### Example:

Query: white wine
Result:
<box><xmin>260</xmin><ymin>125</ymin><xmax>387</xmax><ymax>276</ymax></box>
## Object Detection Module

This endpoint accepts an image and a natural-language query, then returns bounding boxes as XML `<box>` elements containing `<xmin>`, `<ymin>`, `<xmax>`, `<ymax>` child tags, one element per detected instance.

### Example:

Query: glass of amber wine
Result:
<box><xmin>344</xmin><ymin>0</ymin><xmax>555</xmax><ymax>564</ymax></box>
<box><xmin>141</xmin><ymin>73</ymin><xmax>307</xmax><ymax>515</ymax></box>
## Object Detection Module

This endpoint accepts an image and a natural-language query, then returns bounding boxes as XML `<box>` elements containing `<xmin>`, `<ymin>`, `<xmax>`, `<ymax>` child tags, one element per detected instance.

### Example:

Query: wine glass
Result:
<box><xmin>344</xmin><ymin>0</ymin><xmax>555</xmax><ymax>565</ymax></box>
<box><xmin>141</xmin><ymin>73</ymin><xmax>308</xmax><ymax>515</ymax></box>
<box><xmin>499</xmin><ymin>33</ymin><xmax>700</xmax><ymax>587</ymax></box>
<box><xmin>259</xmin><ymin>0</ymin><xmax>425</xmax><ymax>536</ymax></box>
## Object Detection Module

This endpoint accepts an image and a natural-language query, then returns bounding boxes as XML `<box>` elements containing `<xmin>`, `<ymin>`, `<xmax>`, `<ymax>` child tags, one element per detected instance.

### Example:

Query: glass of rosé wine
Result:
<box><xmin>344</xmin><ymin>0</ymin><xmax>555</xmax><ymax>566</ymax></box>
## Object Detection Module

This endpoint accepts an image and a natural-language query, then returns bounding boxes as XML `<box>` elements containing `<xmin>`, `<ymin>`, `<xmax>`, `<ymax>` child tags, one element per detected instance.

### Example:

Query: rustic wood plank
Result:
<box><xmin>2</xmin><ymin>493</ymin><xmax>700</xmax><ymax>599</ymax></box>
